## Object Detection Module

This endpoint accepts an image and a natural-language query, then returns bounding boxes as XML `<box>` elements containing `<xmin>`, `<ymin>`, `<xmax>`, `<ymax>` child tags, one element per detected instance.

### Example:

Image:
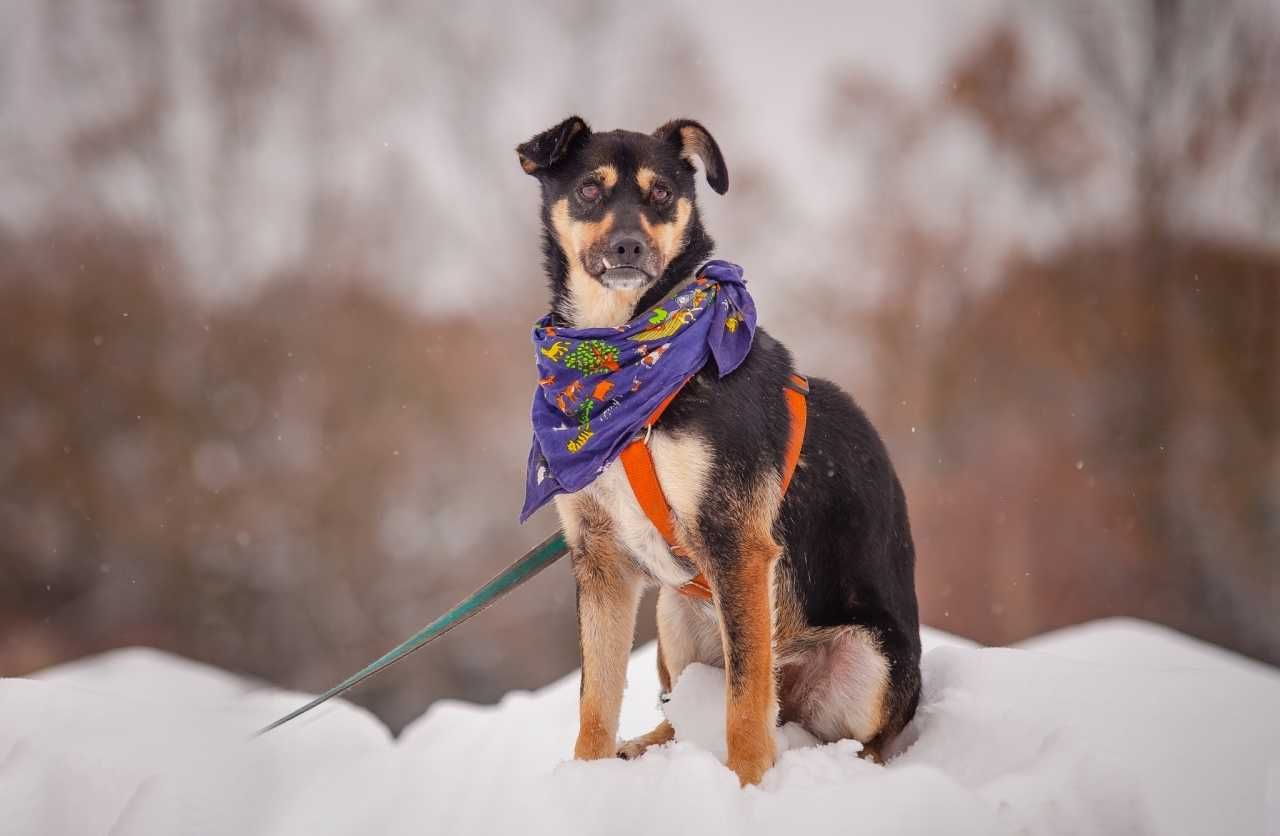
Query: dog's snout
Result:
<box><xmin>607</xmin><ymin>235</ymin><xmax>649</xmax><ymax>269</ymax></box>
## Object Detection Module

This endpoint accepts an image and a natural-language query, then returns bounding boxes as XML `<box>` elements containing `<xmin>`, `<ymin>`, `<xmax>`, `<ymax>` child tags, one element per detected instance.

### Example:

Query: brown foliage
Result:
<box><xmin>0</xmin><ymin>223</ymin><xmax>579</xmax><ymax>730</ymax></box>
<box><xmin>896</xmin><ymin>239</ymin><xmax>1280</xmax><ymax>657</ymax></box>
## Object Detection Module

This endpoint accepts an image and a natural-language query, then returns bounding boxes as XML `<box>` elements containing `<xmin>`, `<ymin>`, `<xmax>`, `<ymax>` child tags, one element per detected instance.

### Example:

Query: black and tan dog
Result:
<box><xmin>517</xmin><ymin>116</ymin><xmax>921</xmax><ymax>786</ymax></box>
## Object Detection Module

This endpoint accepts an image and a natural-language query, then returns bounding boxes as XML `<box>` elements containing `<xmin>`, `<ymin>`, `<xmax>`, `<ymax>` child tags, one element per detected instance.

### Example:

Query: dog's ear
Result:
<box><xmin>653</xmin><ymin>119</ymin><xmax>728</xmax><ymax>195</ymax></box>
<box><xmin>517</xmin><ymin>116</ymin><xmax>591</xmax><ymax>177</ymax></box>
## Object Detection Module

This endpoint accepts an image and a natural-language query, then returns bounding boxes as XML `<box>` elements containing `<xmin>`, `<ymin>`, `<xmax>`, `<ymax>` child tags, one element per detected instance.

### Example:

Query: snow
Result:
<box><xmin>3</xmin><ymin>621</ymin><xmax>1278</xmax><ymax>836</ymax></box>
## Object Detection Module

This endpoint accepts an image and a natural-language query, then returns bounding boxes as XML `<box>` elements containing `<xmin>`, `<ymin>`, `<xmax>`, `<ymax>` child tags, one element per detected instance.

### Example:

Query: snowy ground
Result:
<box><xmin>4</xmin><ymin>620</ymin><xmax>1278</xmax><ymax>836</ymax></box>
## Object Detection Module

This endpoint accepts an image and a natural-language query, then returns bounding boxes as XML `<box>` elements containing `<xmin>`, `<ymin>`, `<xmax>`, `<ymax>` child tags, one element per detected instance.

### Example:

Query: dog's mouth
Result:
<box><xmin>597</xmin><ymin>265</ymin><xmax>653</xmax><ymax>291</ymax></box>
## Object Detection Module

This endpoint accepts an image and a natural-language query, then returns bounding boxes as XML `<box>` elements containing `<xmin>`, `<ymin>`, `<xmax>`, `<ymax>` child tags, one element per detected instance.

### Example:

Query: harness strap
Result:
<box><xmin>622</xmin><ymin>373</ymin><xmax>809</xmax><ymax>601</ymax></box>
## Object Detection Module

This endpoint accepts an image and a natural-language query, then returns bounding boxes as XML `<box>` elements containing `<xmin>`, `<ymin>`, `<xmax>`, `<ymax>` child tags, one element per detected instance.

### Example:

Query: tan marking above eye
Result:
<box><xmin>635</xmin><ymin>167</ymin><xmax>657</xmax><ymax>192</ymax></box>
<box><xmin>593</xmin><ymin>165</ymin><xmax>619</xmax><ymax>189</ymax></box>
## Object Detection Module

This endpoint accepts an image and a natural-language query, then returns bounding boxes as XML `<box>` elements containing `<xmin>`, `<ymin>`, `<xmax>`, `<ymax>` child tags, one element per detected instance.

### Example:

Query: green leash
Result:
<box><xmin>255</xmin><ymin>530</ymin><xmax>569</xmax><ymax>736</ymax></box>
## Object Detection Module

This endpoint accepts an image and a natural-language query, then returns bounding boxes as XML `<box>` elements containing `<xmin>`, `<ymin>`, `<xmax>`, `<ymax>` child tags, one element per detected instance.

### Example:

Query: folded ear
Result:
<box><xmin>517</xmin><ymin>116</ymin><xmax>591</xmax><ymax>176</ymax></box>
<box><xmin>653</xmin><ymin>119</ymin><xmax>728</xmax><ymax>195</ymax></box>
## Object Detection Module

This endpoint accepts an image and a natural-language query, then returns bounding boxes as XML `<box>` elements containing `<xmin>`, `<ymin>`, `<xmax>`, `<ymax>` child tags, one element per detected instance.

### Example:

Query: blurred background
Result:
<box><xmin>2</xmin><ymin>0</ymin><xmax>1278</xmax><ymax>732</ymax></box>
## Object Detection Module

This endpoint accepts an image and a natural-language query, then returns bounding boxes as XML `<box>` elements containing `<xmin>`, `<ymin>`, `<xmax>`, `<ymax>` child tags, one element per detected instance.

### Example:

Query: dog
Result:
<box><xmin>517</xmin><ymin>116</ymin><xmax>922</xmax><ymax>786</ymax></box>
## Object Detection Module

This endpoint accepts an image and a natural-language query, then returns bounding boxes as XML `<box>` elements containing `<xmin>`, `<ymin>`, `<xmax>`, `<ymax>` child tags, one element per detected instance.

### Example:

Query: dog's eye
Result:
<box><xmin>578</xmin><ymin>182</ymin><xmax>601</xmax><ymax>202</ymax></box>
<box><xmin>651</xmin><ymin>184</ymin><xmax>672</xmax><ymax>204</ymax></box>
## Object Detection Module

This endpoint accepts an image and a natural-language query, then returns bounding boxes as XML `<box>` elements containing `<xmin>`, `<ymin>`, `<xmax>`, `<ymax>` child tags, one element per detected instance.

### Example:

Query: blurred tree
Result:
<box><xmin>0</xmin><ymin>223</ymin><xmax>575</xmax><ymax>729</ymax></box>
<box><xmin>821</xmin><ymin>0</ymin><xmax>1280</xmax><ymax>659</ymax></box>
<box><xmin>1043</xmin><ymin>0</ymin><xmax>1280</xmax><ymax>656</ymax></box>
<box><xmin>0</xmin><ymin>0</ymin><xmax>728</xmax><ymax>728</ymax></box>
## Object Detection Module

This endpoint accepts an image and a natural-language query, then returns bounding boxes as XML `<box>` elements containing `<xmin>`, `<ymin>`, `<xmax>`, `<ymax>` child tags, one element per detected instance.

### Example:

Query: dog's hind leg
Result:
<box><xmin>779</xmin><ymin>626</ymin><xmax>920</xmax><ymax>763</ymax></box>
<box><xmin>618</xmin><ymin>586</ymin><xmax>722</xmax><ymax>759</ymax></box>
<box><xmin>616</xmin><ymin>632</ymin><xmax>676</xmax><ymax>760</ymax></box>
<box><xmin>616</xmin><ymin>632</ymin><xmax>675</xmax><ymax>760</ymax></box>
<box><xmin>616</xmin><ymin>718</ymin><xmax>674</xmax><ymax>760</ymax></box>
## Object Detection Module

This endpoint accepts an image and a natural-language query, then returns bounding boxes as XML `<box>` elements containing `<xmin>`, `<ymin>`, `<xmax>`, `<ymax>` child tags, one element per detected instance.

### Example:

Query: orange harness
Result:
<box><xmin>619</xmin><ymin>373</ymin><xmax>810</xmax><ymax>600</ymax></box>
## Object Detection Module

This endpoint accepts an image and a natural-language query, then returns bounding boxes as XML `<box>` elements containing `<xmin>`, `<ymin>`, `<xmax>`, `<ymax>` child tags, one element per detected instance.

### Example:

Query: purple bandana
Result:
<box><xmin>520</xmin><ymin>260</ymin><xmax>757</xmax><ymax>521</ymax></box>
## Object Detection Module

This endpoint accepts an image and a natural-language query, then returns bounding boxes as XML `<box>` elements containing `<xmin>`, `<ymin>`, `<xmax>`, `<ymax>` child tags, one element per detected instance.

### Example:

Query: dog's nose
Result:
<box><xmin>607</xmin><ymin>234</ymin><xmax>649</xmax><ymax>269</ymax></box>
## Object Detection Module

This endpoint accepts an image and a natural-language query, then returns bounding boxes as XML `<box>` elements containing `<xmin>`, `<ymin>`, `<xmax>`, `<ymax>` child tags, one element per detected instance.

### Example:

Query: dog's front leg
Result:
<box><xmin>712</xmin><ymin>533</ymin><xmax>780</xmax><ymax>786</ymax></box>
<box><xmin>570</xmin><ymin>531</ymin><xmax>644</xmax><ymax>760</ymax></box>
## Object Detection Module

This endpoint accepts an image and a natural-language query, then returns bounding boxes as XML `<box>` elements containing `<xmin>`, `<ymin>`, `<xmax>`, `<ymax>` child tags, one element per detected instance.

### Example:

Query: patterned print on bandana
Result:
<box><xmin>520</xmin><ymin>260</ymin><xmax>757</xmax><ymax>521</ymax></box>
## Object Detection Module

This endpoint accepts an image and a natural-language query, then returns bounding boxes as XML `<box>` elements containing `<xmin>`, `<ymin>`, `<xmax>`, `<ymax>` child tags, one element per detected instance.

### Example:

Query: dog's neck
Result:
<box><xmin>542</xmin><ymin>218</ymin><xmax>715</xmax><ymax>330</ymax></box>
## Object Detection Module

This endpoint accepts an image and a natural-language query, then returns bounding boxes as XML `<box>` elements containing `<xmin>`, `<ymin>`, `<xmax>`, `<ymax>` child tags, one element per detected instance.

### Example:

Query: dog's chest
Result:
<box><xmin>557</xmin><ymin>430</ymin><xmax>713</xmax><ymax>588</ymax></box>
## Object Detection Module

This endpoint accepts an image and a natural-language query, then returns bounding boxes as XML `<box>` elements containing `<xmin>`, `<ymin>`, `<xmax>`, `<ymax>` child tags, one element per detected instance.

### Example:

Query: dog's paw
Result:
<box><xmin>727</xmin><ymin>737</ymin><xmax>777</xmax><ymax>787</ymax></box>
<box><xmin>616</xmin><ymin>720</ymin><xmax>675</xmax><ymax>761</ymax></box>
<box><xmin>727</xmin><ymin>752</ymin><xmax>774</xmax><ymax>786</ymax></box>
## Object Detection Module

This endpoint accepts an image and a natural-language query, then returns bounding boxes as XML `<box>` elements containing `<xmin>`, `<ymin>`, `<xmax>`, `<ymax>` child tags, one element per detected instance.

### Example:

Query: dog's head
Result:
<box><xmin>518</xmin><ymin>116</ymin><xmax>727</xmax><ymax>321</ymax></box>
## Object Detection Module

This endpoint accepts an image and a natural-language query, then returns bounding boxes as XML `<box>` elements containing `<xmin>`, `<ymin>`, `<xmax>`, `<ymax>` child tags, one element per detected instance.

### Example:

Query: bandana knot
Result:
<box><xmin>521</xmin><ymin>260</ymin><xmax>757</xmax><ymax>521</ymax></box>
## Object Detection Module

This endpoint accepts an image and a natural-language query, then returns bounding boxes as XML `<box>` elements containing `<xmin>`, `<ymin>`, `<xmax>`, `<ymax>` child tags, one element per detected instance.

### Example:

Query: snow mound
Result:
<box><xmin>3</xmin><ymin>622</ymin><xmax>1277</xmax><ymax>836</ymax></box>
